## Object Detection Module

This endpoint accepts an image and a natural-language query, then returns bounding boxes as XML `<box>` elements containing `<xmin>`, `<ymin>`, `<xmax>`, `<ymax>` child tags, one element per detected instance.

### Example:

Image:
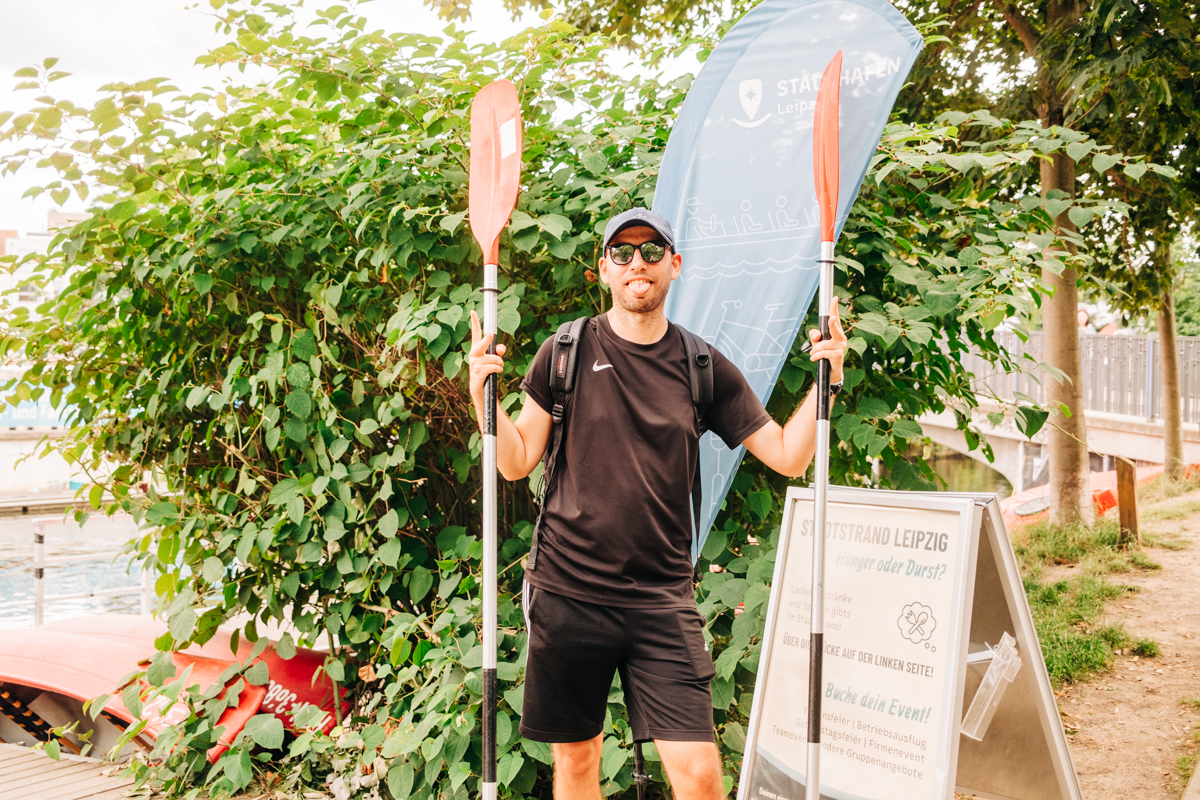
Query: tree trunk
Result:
<box><xmin>1038</xmin><ymin>0</ymin><xmax>1092</xmax><ymax>525</ymax></box>
<box><xmin>1041</xmin><ymin>273</ymin><xmax>1092</xmax><ymax>521</ymax></box>
<box><xmin>1040</xmin><ymin>153</ymin><xmax>1093</xmax><ymax>525</ymax></box>
<box><xmin>1158</xmin><ymin>289</ymin><xmax>1184</xmax><ymax>480</ymax></box>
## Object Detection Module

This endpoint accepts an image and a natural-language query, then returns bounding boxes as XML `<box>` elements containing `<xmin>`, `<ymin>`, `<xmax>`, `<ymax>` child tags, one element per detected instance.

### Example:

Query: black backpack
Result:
<box><xmin>527</xmin><ymin>316</ymin><xmax>714</xmax><ymax>571</ymax></box>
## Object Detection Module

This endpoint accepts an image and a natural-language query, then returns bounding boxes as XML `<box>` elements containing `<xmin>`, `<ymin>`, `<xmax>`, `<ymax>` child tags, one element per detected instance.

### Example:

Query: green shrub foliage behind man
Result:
<box><xmin>0</xmin><ymin>2</ymin><xmax>1148</xmax><ymax>796</ymax></box>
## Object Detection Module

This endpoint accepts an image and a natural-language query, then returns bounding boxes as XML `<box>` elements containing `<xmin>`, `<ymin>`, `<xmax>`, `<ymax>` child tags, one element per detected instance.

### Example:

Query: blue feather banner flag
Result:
<box><xmin>655</xmin><ymin>0</ymin><xmax>923</xmax><ymax>560</ymax></box>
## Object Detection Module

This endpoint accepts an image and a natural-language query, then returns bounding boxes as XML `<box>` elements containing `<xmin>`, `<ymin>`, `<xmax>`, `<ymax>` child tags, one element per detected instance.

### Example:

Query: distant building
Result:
<box><xmin>0</xmin><ymin>211</ymin><xmax>88</xmax><ymax>309</ymax></box>
<box><xmin>1</xmin><ymin>212</ymin><xmax>91</xmax><ymax>496</ymax></box>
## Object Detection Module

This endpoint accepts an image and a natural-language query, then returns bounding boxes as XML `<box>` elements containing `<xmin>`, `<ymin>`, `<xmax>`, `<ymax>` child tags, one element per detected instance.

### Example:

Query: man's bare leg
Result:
<box><xmin>656</xmin><ymin>740</ymin><xmax>725</xmax><ymax>800</ymax></box>
<box><xmin>553</xmin><ymin>735</ymin><xmax>603</xmax><ymax>800</ymax></box>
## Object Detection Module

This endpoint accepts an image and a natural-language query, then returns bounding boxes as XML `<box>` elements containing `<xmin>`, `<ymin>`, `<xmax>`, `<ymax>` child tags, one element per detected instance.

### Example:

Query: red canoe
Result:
<box><xmin>999</xmin><ymin>463</ymin><xmax>1176</xmax><ymax>529</ymax></box>
<box><xmin>40</xmin><ymin>615</ymin><xmax>348</xmax><ymax>735</ymax></box>
<box><xmin>0</xmin><ymin>629</ymin><xmax>265</xmax><ymax>761</ymax></box>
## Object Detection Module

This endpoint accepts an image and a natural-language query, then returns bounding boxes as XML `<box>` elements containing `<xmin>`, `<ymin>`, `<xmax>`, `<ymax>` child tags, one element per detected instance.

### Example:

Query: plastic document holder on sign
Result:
<box><xmin>961</xmin><ymin>631</ymin><xmax>1021</xmax><ymax>741</ymax></box>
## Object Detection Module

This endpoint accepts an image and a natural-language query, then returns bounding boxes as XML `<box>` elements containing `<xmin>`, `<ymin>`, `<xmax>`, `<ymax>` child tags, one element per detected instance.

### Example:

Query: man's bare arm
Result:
<box><xmin>467</xmin><ymin>311</ymin><xmax>552</xmax><ymax>480</ymax></box>
<box><xmin>742</xmin><ymin>386</ymin><xmax>820</xmax><ymax>477</ymax></box>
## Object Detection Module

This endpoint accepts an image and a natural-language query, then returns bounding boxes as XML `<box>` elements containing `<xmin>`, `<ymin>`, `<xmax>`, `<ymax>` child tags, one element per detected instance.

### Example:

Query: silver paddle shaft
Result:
<box><xmin>482</xmin><ymin>262</ymin><xmax>498</xmax><ymax>800</ymax></box>
<box><xmin>806</xmin><ymin>240</ymin><xmax>835</xmax><ymax>800</ymax></box>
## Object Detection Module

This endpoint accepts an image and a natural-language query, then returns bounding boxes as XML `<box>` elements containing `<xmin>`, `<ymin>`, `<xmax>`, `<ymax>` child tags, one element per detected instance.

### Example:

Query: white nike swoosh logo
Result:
<box><xmin>593</xmin><ymin>361</ymin><xmax>614</xmax><ymax>372</ymax></box>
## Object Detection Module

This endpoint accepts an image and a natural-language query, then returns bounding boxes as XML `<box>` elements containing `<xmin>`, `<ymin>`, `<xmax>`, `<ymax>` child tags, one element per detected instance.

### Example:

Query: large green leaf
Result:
<box><xmin>168</xmin><ymin>605</ymin><xmax>196</xmax><ymax>642</ymax></box>
<box><xmin>409</xmin><ymin>568</ymin><xmax>433</xmax><ymax>603</ymax></box>
<box><xmin>222</xmin><ymin>749</ymin><xmax>253</xmax><ymax>790</ymax></box>
<box><xmin>717</xmin><ymin>578</ymin><xmax>748</xmax><ymax>609</ymax></box>
<box><xmin>388</xmin><ymin>764</ymin><xmax>415</xmax><ymax>800</ymax></box>
<box><xmin>498</xmin><ymin>751</ymin><xmax>525</xmax><ymax>787</ymax></box>
<box><xmin>242</xmin><ymin>714</ymin><xmax>284</xmax><ymax>749</ymax></box>
<box><xmin>285</xmin><ymin>389</ymin><xmax>312</xmax><ymax>418</ymax></box>
<box><xmin>599</xmin><ymin>736</ymin><xmax>626</xmax><ymax>780</ymax></box>
<box><xmin>714</xmin><ymin>645</ymin><xmax>742</xmax><ymax>680</ymax></box>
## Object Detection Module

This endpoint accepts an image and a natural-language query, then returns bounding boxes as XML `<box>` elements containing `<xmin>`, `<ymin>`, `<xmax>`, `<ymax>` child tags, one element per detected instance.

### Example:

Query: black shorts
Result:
<box><xmin>519</xmin><ymin>583</ymin><xmax>716</xmax><ymax>744</ymax></box>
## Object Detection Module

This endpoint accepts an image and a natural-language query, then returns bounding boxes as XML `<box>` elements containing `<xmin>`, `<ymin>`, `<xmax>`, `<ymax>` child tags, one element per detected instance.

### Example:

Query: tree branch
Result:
<box><xmin>993</xmin><ymin>1</ymin><xmax>1040</xmax><ymax>57</ymax></box>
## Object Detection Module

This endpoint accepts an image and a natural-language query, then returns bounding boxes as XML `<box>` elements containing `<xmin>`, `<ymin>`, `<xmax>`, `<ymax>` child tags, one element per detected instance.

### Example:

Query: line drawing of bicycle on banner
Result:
<box><xmin>704</xmin><ymin>300</ymin><xmax>800</xmax><ymax>376</ymax></box>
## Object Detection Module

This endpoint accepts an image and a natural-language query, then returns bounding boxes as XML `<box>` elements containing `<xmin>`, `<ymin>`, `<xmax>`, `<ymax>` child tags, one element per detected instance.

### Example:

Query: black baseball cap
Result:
<box><xmin>602</xmin><ymin>208</ymin><xmax>676</xmax><ymax>251</ymax></box>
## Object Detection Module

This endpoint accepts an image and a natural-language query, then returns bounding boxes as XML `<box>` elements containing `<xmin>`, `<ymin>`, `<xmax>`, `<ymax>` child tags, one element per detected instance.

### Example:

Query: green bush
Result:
<box><xmin>0</xmin><ymin>1</ymin><xmax>1147</xmax><ymax>796</ymax></box>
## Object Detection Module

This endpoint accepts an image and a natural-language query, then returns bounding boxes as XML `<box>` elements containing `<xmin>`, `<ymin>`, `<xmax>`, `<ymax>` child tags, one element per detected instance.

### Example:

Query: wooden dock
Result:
<box><xmin>0</xmin><ymin>744</ymin><xmax>135</xmax><ymax>800</ymax></box>
<box><xmin>0</xmin><ymin>492</ymin><xmax>92</xmax><ymax>519</ymax></box>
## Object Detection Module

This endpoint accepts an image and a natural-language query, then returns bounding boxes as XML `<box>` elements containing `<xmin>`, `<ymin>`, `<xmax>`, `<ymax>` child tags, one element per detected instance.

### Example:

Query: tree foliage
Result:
<box><xmin>1062</xmin><ymin>0</ymin><xmax>1199</xmax><ymax>314</ymax></box>
<box><xmin>1175</xmin><ymin>254</ymin><xmax>1200</xmax><ymax>337</ymax></box>
<box><xmin>0</xmin><ymin>2</ymin><xmax>1157</xmax><ymax>797</ymax></box>
<box><xmin>425</xmin><ymin>0</ymin><xmax>737</xmax><ymax>45</ymax></box>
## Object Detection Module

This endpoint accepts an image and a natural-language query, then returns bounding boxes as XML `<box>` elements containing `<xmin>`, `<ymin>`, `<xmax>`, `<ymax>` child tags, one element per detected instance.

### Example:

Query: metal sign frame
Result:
<box><xmin>738</xmin><ymin>486</ymin><xmax>1084</xmax><ymax>800</ymax></box>
<box><xmin>858</xmin><ymin>490</ymin><xmax>1083</xmax><ymax>800</ymax></box>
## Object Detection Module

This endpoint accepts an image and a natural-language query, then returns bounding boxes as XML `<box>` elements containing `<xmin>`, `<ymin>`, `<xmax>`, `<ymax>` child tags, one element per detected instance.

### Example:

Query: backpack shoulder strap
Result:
<box><xmin>676</xmin><ymin>324</ymin><xmax>714</xmax><ymax>566</ymax></box>
<box><xmin>529</xmin><ymin>316</ymin><xmax>589</xmax><ymax>571</ymax></box>
<box><xmin>549</xmin><ymin>316</ymin><xmax>590</xmax><ymax>414</ymax></box>
<box><xmin>678</xmin><ymin>324</ymin><xmax>713</xmax><ymax>421</ymax></box>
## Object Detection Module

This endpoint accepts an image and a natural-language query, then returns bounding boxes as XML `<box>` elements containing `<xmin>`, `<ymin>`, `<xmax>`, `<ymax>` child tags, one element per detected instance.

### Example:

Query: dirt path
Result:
<box><xmin>1056</xmin><ymin>488</ymin><xmax>1200</xmax><ymax>799</ymax></box>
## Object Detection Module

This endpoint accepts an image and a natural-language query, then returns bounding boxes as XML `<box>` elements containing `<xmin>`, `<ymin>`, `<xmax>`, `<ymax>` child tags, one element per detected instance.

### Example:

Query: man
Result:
<box><xmin>467</xmin><ymin>208</ymin><xmax>847</xmax><ymax>800</ymax></box>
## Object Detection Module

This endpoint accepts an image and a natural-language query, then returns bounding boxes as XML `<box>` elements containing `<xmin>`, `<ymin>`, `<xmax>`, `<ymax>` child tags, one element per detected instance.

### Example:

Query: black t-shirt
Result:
<box><xmin>519</xmin><ymin>314</ymin><xmax>772</xmax><ymax>608</ymax></box>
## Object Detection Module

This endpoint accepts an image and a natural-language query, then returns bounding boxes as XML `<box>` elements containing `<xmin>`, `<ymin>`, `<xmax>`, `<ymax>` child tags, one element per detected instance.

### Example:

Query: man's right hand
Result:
<box><xmin>468</xmin><ymin>310</ymin><xmax>507</xmax><ymax>429</ymax></box>
<box><xmin>466</xmin><ymin>310</ymin><xmax>552</xmax><ymax>480</ymax></box>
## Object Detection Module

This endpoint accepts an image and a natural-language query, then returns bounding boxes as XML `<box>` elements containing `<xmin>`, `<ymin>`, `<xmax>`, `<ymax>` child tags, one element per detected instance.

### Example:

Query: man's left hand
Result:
<box><xmin>809</xmin><ymin>296</ymin><xmax>849</xmax><ymax>384</ymax></box>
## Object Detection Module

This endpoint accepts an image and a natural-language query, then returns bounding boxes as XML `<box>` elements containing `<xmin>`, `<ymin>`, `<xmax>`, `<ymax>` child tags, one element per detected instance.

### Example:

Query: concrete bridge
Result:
<box><xmin>919</xmin><ymin>331</ymin><xmax>1200</xmax><ymax>492</ymax></box>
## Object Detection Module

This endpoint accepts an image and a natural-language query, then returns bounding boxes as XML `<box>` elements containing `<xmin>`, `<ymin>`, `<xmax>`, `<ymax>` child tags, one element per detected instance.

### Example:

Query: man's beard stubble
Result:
<box><xmin>610</xmin><ymin>278</ymin><xmax>670</xmax><ymax>316</ymax></box>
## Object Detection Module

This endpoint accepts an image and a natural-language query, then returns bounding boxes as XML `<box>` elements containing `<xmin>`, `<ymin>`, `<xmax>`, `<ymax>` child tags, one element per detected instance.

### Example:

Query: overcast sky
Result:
<box><xmin>0</xmin><ymin>0</ymin><xmax>558</xmax><ymax>234</ymax></box>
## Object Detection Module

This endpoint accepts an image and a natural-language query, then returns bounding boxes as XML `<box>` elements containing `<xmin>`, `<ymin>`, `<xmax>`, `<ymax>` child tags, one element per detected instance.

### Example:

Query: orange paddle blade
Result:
<box><xmin>813</xmin><ymin>51</ymin><xmax>842</xmax><ymax>244</ymax></box>
<box><xmin>469</xmin><ymin>80</ymin><xmax>523</xmax><ymax>264</ymax></box>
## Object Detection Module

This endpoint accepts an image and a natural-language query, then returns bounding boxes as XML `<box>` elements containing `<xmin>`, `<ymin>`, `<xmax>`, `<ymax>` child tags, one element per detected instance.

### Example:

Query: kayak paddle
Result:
<box><xmin>806</xmin><ymin>48</ymin><xmax>842</xmax><ymax>800</ymax></box>
<box><xmin>468</xmin><ymin>78</ymin><xmax>523</xmax><ymax>800</ymax></box>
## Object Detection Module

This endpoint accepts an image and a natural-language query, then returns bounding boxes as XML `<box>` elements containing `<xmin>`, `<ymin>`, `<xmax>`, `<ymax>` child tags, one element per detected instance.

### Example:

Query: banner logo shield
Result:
<box><xmin>739</xmin><ymin>78</ymin><xmax>763</xmax><ymax>119</ymax></box>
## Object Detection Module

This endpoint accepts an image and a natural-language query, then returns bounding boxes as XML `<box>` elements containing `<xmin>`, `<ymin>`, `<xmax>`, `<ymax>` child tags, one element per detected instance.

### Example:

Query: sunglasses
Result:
<box><xmin>606</xmin><ymin>241</ymin><xmax>669</xmax><ymax>266</ymax></box>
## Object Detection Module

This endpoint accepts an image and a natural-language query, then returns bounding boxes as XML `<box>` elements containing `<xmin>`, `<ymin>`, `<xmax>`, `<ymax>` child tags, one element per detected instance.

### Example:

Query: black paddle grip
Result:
<box><xmin>808</xmin><ymin>632</ymin><xmax>824</xmax><ymax>743</ymax></box>
<box><xmin>817</xmin><ymin>314</ymin><xmax>831</xmax><ymax>422</ymax></box>
<box><xmin>484</xmin><ymin>367</ymin><xmax>496</xmax><ymax>439</ymax></box>
<box><xmin>483</xmin><ymin>667</ymin><xmax>496</xmax><ymax>782</ymax></box>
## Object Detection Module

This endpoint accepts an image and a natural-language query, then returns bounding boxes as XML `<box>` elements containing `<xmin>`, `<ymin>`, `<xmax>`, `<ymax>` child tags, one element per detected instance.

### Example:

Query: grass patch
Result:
<box><xmin>1128</xmin><ymin>550</ymin><xmax>1162</xmax><ymax>570</ymax></box>
<box><xmin>1176</xmin><ymin>721</ymin><xmax>1200</xmax><ymax>792</ymax></box>
<box><xmin>1138</xmin><ymin>468</ymin><xmax>1200</xmax><ymax>505</ymax></box>
<box><xmin>1141</xmin><ymin>530</ymin><xmax>1190</xmax><ymax>550</ymax></box>
<box><xmin>1144</xmin><ymin>497</ymin><xmax>1200</xmax><ymax>522</ymax></box>
<box><xmin>1178</xmin><ymin>749</ymin><xmax>1198</xmax><ymax>792</ymax></box>
<box><xmin>1176</xmin><ymin>698</ymin><xmax>1200</xmax><ymax>791</ymax></box>
<box><xmin>1015</xmin><ymin>514</ymin><xmax>1164</xmax><ymax>687</ymax></box>
<box><xmin>1130</xmin><ymin>639</ymin><xmax>1160</xmax><ymax>657</ymax></box>
<box><xmin>1012</xmin><ymin>516</ymin><xmax>1121</xmax><ymax>569</ymax></box>
<box><xmin>1012</xmin><ymin>515</ymin><xmax>1160</xmax><ymax>575</ymax></box>
<box><xmin>1023</xmin><ymin>573</ymin><xmax>1138</xmax><ymax>686</ymax></box>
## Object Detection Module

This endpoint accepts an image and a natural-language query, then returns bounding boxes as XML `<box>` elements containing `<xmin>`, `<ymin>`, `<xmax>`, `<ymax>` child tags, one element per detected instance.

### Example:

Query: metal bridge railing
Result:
<box><xmin>32</xmin><ymin>516</ymin><xmax>152</xmax><ymax>626</ymax></box>
<box><xmin>961</xmin><ymin>331</ymin><xmax>1200</xmax><ymax>425</ymax></box>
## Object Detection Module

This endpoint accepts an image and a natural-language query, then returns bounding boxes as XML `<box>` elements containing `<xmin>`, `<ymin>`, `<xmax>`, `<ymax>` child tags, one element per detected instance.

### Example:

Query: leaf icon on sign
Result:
<box><xmin>898</xmin><ymin>602</ymin><xmax>937</xmax><ymax>644</ymax></box>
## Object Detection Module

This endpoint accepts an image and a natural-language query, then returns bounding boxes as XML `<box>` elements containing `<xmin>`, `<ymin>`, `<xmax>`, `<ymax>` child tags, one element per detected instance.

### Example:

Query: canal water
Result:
<box><xmin>922</xmin><ymin>449</ymin><xmax>1013</xmax><ymax>499</ymax></box>
<box><xmin>0</xmin><ymin>514</ymin><xmax>143</xmax><ymax>628</ymax></box>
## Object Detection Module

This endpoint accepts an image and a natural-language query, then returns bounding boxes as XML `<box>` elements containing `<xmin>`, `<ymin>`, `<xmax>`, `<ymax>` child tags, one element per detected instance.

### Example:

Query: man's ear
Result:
<box><xmin>669</xmin><ymin>250</ymin><xmax>683</xmax><ymax>281</ymax></box>
<box><xmin>598</xmin><ymin>255</ymin><xmax>610</xmax><ymax>286</ymax></box>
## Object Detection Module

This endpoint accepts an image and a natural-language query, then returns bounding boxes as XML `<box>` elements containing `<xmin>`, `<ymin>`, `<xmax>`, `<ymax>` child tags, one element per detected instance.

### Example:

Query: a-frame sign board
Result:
<box><xmin>738</xmin><ymin>486</ymin><xmax>1083</xmax><ymax>800</ymax></box>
